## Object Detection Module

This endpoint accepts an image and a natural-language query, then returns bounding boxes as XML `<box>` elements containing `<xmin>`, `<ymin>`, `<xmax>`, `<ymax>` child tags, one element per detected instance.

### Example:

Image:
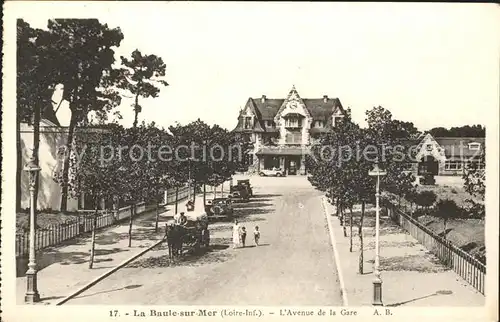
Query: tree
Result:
<box><xmin>115</xmin><ymin>123</ymin><xmax>153</xmax><ymax>247</ymax></box>
<box><xmin>434</xmin><ymin>199</ymin><xmax>462</xmax><ymax>238</ymax></box>
<box><xmin>16</xmin><ymin>20</ymin><xmax>55</xmax><ymax>214</ymax></box>
<box><xmin>54</xmin><ymin>124</ymin><xmax>123</xmax><ymax>268</ymax></box>
<box><xmin>414</xmin><ymin>191</ymin><xmax>437</xmax><ymax>212</ymax></box>
<box><xmin>116</xmin><ymin>50</ymin><xmax>169</xmax><ymax>128</ymax></box>
<box><xmin>463</xmin><ymin>146</ymin><xmax>486</xmax><ymax>219</ymax></box>
<box><xmin>41</xmin><ymin>19</ymin><xmax>124</xmax><ymax>212</ymax></box>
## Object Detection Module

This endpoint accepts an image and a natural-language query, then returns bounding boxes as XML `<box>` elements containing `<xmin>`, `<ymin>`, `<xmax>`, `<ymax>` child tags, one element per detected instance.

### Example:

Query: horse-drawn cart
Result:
<box><xmin>165</xmin><ymin>211</ymin><xmax>210</xmax><ymax>259</ymax></box>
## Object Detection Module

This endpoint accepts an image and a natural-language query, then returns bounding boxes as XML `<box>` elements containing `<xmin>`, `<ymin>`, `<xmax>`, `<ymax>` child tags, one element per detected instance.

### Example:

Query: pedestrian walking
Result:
<box><xmin>240</xmin><ymin>226</ymin><xmax>247</xmax><ymax>247</ymax></box>
<box><xmin>232</xmin><ymin>220</ymin><xmax>240</xmax><ymax>248</ymax></box>
<box><xmin>253</xmin><ymin>226</ymin><xmax>260</xmax><ymax>246</ymax></box>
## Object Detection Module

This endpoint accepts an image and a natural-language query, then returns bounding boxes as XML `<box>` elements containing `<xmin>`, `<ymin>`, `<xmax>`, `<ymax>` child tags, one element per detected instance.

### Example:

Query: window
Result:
<box><xmin>333</xmin><ymin>116</ymin><xmax>343</xmax><ymax>126</ymax></box>
<box><xmin>285</xmin><ymin>118</ymin><xmax>302</xmax><ymax>128</ymax></box>
<box><xmin>243</xmin><ymin>116</ymin><xmax>253</xmax><ymax>129</ymax></box>
<box><xmin>468</xmin><ymin>143</ymin><xmax>481</xmax><ymax>150</ymax></box>
<box><xmin>267</xmin><ymin>120</ymin><xmax>274</xmax><ymax>127</ymax></box>
<box><xmin>445</xmin><ymin>161</ymin><xmax>463</xmax><ymax>171</ymax></box>
<box><xmin>285</xmin><ymin>132</ymin><xmax>302</xmax><ymax>144</ymax></box>
<box><xmin>315</xmin><ymin>121</ymin><xmax>324</xmax><ymax>128</ymax></box>
<box><xmin>426</xmin><ymin>144</ymin><xmax>433</xmax><ymax>151</ymax></box>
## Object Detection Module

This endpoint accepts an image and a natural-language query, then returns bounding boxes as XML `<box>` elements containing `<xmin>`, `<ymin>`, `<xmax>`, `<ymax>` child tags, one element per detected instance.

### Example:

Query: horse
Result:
<box><xmin>165</xmin><ymin>223</ymin><xmax>185</xmax><ymax>260</ymax></box>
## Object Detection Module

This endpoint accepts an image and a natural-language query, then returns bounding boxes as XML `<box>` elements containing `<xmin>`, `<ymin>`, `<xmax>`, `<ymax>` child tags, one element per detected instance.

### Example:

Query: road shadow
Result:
<box><xmin>233</xmin><ymin>202</ymin><xmax>273</xmax><ymax>209</ymax></box>
<box><xmin>16</xmin><ymin>246</ymin><xmax>132</xmax><ymax>277</ymax></box>
<box><xmin>235</xmin><ymin>208</ymin><xmax>273</xmax><ymax>217</ymax></box>
<box><xmin>253</xmin><ymin>194</ymin><xmax>281</xmax><ymax>198</ymax></box>
<box><xmin>125</xmin><ymin>237</ymin><xmax>234</xmax><ymax>269</ymax></box>
<box><xmin>248</xmin><ymin>198</ymin><xmax>273</xmax><ymax>203</ymax></box>
<box><xmin>72</xmin><ymin>284</ymin><xmax>143</xmax><ymax>300</ymax></box>
<box><xmin>386</xmin><ymin>290</ymin><xmax>453</xmax><ymax>307</ymax></box>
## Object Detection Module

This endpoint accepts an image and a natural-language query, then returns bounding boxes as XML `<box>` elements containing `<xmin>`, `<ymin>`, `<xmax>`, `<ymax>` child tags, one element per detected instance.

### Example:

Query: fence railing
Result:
<box><xmin>16</xmin><ymin>185</ymin><xmax>193</xmax><ymax>258</ymax></box>
<box><xmin>386</xmin><ymin>204</ymin><xmax>486</xmax><ymax>295</ymax></box>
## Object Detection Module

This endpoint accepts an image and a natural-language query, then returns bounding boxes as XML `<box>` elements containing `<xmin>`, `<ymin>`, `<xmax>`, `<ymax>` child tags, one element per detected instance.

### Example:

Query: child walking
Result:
<box><xmin>253</xmin><ymin>226</ymin><xmax>260</xmax><ymax>246</ymax></box>
<box><xmin>240</xmin><ymin>226</ymin><xmax>247</xmax><ymax>247</ymax></box>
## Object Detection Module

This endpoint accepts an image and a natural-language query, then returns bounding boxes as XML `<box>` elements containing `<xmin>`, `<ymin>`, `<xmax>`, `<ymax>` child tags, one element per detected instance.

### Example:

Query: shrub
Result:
<box><xmin>414</xmin><ymin>190</ymin><xmax>437</xmax><ymax>209</ymax></box>
<box><xmin>434</xmin><ymin>199</ymin><xmax>463</xmax><ymax>238</ymax></box>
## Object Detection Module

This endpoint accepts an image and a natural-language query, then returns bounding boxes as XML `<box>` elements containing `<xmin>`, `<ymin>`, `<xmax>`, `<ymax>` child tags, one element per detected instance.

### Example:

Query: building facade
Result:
<box><xmin>407</xmin><ymin>133</ymin><xmax>485</xmax><ymax>177</ymax></box>
<box><xmin>232</xmin><ymin>86</ymin><xmax>346</xmax><ymax>175</ymax></box>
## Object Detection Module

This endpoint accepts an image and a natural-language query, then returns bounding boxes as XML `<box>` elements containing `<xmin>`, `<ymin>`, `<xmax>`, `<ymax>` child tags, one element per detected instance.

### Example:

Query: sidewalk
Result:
<box><xmin>323</xmin><ymin>199</ymin><xmax>485</xmax><ymax>307</ymax></box>
<box><xmin>16</xmin><ymin>194</ymin><xmax>205</xmax><ymax>305</ymax></box>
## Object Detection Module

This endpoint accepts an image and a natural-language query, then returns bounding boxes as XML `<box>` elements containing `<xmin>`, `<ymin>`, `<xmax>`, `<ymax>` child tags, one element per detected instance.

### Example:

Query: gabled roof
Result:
<box><xmin>233</xmin><ymin>89</ymin><xmax>345</xmax><ymax>133</ymax></box>
<box><xmin>434</xmin><ymin>137</ymin><xmax>485</xmax><ymax>158</ymax></box>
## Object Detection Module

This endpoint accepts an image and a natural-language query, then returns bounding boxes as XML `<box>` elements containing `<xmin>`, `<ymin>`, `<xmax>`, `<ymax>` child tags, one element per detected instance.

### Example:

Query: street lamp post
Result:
<box><xmin>24</xmin><ymin>157</ymin><xmax>41</xmax><ymax>303</ymax></box>
<box><xmin>368</xmin><ymin>162</ymin><xmax>386</xmax><ymax>306</ymax></box>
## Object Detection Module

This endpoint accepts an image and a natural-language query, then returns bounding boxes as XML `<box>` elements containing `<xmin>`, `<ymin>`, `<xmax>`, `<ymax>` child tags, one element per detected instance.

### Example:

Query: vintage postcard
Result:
<box><xmin>1</xmin><ymin>1</ymin><xmax>499</xmax><ymax>321</ymax></box>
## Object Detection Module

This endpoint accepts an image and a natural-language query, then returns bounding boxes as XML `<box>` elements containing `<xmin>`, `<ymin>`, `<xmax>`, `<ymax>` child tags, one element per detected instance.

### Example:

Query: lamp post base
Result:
<box><xmin>372</xmin><ymin>276</ymin><xmax>383</xmax><ymax>306</ymax></box>
<box><xmin>25</xmin><ymin>271</ymin><xmax>40</xmax><ymax>303</ymax></box>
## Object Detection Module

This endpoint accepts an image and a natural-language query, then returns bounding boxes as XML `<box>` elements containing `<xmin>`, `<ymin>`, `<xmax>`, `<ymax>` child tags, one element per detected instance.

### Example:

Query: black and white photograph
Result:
<box><xmin>1</xmin><ymin>2</ymin><xmax>499</xmax><ymax>321</ymax></box>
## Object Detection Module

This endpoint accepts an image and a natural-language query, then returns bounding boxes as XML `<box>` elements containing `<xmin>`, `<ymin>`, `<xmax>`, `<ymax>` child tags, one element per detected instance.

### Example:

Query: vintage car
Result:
<box><xmin>259</xmin><ymin>167</ymin><xmax>286</xmax><ymax>177</ymax></box>
<box><xmin>229</xmin><ymin>185</ymin><xmax>250</xmax><ymax>202</ymax></box>
<box><xmin>236</xmin><ymin>179</ymin><xmax>253</xmax><ymax>197</ymax></box>
<box><xmin>205</xmin><ymin>198</ymin><xmax>234</xmax><ymax>217</ymax></box>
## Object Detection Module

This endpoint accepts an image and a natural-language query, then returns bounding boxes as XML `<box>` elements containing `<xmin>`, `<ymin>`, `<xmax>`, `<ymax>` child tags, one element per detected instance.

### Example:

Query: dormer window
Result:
<box><xmin>243</xmin><ymin>116</ymin><xmax>253</xmax><ymax>129</ymax></box>
<box><xmin>468</xmin><ymin>143</ymin><xmax>481</xmax><ymax>150</ymax></box>
<box><xmin>315</xmin><ymin>121</ymin><xmax>324</xmax><ymax>128</ymax></box>
<box><xmin>284</xmin><ymin>117</ymin><xmax>302</xmax><ymax>128</ymax></box>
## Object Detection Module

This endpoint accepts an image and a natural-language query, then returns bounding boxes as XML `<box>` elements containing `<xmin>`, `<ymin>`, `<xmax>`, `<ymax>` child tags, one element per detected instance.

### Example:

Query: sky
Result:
<box><xmin>15</xmin><ymin>2</ymin><xmax>500</xmax><ymax>132</ymax></box>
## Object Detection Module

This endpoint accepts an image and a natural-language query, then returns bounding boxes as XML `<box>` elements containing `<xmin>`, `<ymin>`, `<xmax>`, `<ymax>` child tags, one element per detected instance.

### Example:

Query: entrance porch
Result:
<box><xmin>255</xmin><ymin>147</ymin><xmax>308</xmax><ymax>175</ymax></box>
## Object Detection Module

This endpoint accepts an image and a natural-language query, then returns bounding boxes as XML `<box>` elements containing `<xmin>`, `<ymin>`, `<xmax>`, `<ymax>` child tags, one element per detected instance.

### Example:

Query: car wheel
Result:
<box><xmin>276</xmin><ymin>173</ymin><xmax>281</xmax><ymax>177</ymax></box>
<box><xmin>259</xmin><ymin>172</ymin><xmax>265</xmax><ymax>176</ymax></box>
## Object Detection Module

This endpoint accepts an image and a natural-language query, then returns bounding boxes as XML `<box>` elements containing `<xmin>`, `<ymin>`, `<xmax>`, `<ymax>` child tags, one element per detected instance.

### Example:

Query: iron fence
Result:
<box><xmin>16</xmin><ymin>185</ymin><xmax>195</xmax><ymax>258</ymax></box>
<box><xmin>387</xmin><ymin>204</ymin><xmax>486</xmax><ymax>295</ymax></box>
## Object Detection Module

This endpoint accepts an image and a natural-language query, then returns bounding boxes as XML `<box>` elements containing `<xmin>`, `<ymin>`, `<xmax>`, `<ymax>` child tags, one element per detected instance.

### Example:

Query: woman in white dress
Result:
<box><xmin>232</xmin><ymin>220</ymin><xmax>240</xmax><ymax>249</ymax></box>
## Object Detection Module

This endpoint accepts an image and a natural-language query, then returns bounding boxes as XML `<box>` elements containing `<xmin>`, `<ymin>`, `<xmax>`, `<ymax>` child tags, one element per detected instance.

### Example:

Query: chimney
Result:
<box><xmin>261</xmin><ymin>95</ymin><xmax>266</xmax><ymax>103</ymax></box>
<box><xmin>323</xmin><ymin>95</ymin><xmax>328</xmax><ymax>103</ymax></box>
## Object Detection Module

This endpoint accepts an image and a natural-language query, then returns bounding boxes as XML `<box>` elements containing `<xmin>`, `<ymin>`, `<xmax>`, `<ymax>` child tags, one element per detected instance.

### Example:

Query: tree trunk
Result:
<box><xmin>443</xmin><ymin>218</ymin><xmax>447</xmax><ymax>239</ymax></box>
<box><xmin>16</xmin><ymin>115</ymin><xmax>22</xmax><ymax>212</ymax></box>
<box><xmin>342</xmin><ymin>207</ymin><xmax>347</xmax><ymax>237</ymax></box>
<box><xmin>128</xmin><ymin>204</ymin><xmax>134</xmax><ymax>247</ymax></box>
<box><xmin>175</xmin><ymin>187</ymin><xmax>179</xmax><ymax>214</ymax></box>
<box><xmin>89</xmin><ymin>205</ymin><xmax>99</xmax><ymax>269</ymax></box>
<box><xmin>60</xmin><ymin>114</ymin><xmax>77</xmax><ymax>212</ymax></box>
<box><xmin>203</xmin><ymin>184</ymin><xmax>206</xmax><ymax>206</ymax></box>
<box><xmin>192</xmin><ymin>181</ymin><xmax>197</xmax><ymax>210</ymax></box>
<box><xmin>358</xmin><ymin>201</ymin><xmax>365</xmax><ymax>274</ymax></box>
<box><xmin>221</xmin><ymin>181</ymin><xmax>224</xmax><ymax>197</ymax></box>
<box><xmin>155</xmin><ymin>201</ymin><xmax>160</xmax><ymax>233</ymax></box>
<box><xmin>132</xmin><ymin>92</ymin><xmax>140</xmax><ymax>128</ymax></box>
<box><xmin>349</xmin><ymin>207</ymin><xmax>353</xmax><ymax>252</ymax></box>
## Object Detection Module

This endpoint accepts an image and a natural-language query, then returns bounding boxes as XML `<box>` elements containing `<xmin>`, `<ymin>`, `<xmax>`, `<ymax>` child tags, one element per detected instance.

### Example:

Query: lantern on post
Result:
<box><xmin>368</xmin><ymin>162</ymin><xmax>386</xmax><ymax>306</ymax></box>
<box><xmin>24</xmin><ymin>157</ymin><xmax>41</xmax><ymax>303</ymax></box>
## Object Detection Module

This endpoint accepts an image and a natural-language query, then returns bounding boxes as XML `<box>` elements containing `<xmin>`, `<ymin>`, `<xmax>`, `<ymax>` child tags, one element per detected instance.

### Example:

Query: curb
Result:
<box><xmin>321</xmin><ymin>197</ymin><xmax>349</xmax><ymax>306</ymax></box>
<box><xmin>55</xmin><ymin>237</ymin><xmax>166</xmax><ymax>305</ymax></box>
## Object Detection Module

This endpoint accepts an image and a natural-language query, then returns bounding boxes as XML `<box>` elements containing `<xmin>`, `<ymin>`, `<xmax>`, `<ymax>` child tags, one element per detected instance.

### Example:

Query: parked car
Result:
<box><xmin>206</xmin><ymin>198</ymin><xmax>234</xmax><ymax>218</ymax></box>
<box><xmin>229</xmin><ymin>185</ymin><xmax>250</xmax><ymax>202</ymax></box>
<box><xmin>259</xmin><ymin>167</ymin><xmax>286</xmax><ymax>177</ymax></box>
<box><xmin>236</xmin><ymin>179</ymin><xmax>253</xmax><ymax>197</ymax></box>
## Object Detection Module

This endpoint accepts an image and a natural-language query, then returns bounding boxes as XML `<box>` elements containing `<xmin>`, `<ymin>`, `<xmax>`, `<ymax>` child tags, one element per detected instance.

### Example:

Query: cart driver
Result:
<box><xmin>176</xmin><ymin>212</ymin><xmax>188</xmax><ymax>226</ymax></box>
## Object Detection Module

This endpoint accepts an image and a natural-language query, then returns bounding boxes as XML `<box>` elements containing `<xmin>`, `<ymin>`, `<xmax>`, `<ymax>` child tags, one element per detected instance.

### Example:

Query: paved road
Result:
<box><xmin>67</xmin><ymin>176</ymin><xmax>343</xmax><ymax>305</ymax></box>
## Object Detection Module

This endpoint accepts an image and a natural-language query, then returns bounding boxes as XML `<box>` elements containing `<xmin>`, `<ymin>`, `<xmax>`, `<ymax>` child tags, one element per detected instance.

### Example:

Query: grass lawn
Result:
<box><xmin>16</xmin><ymin>211</ymin><xmax>88</xmax><ymax>234</ymax></box>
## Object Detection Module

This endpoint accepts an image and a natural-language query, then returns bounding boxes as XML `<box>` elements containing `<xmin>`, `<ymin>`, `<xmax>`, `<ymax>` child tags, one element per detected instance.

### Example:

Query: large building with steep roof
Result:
<box><xmin>232</xmin><ymin>86</ymin><xmax>347</xmax><ymax>175</ymax></box>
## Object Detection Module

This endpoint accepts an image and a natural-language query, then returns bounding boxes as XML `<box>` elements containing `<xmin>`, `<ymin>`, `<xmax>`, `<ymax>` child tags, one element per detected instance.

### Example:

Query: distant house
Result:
<box><xmin>402</xmin><ymin>133</ymin><xmax>485</xmax><ymax>177</ymax></box>
<box><xmin>232</xmin><ymin>86</ymin><xmax>347</xmax><ymax>175</ymax></box>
